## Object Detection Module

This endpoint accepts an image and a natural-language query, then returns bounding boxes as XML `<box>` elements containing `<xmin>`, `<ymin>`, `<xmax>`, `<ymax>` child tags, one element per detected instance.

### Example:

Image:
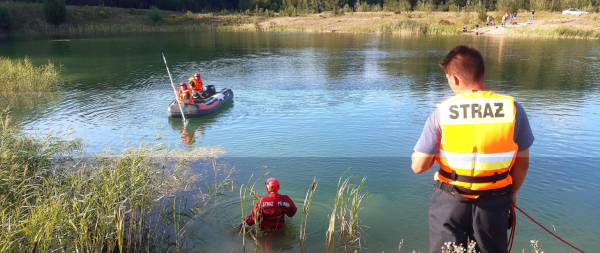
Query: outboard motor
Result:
<box><xmin>202</xmin><ymin>85</ymin><xmax>217</xmax><ymax>98</ymax></box>
<box><xmin>205</xmin><ymin>85</ymin><xmax>217</xmax><ymax>96</ymax></box>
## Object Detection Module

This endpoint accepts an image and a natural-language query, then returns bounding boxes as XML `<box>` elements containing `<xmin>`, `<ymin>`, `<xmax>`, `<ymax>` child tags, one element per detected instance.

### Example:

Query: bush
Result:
<box><xmin>477</xmin><ymin>6</ymin><xmax>487</xmax><ymax>22</ymax></box>
<box><xmin>384</xmin><ymin>0</ymin><xmax>412</xmax><ymax>13</ymax></box>
<box><xmin>96</xmin><ymin>2</ymin><xmax>108</xmax><ymax>18</ymax></box>
<box><xmin>43</xmin><ymin>0</ymin><xmax>67</xmax><ymax>25</ymax></box>
<box><xmin>149</xmin><ymin>5</ymin><xmax>162</xmax><ymax>22</ymax></box>
<box><xmin>496</xmin><ymin>0</ymin><xmax>519</xmax><ymax>14</ymax></box>
<box><xmin>414</xmin><ymin>0</ymin><xmax>434</xmax><ymax>12</ymax></box>
<box><xmin>0</xmin><ymin>7</ymin><xmax>10</xmax><ymax>31</ymax></box>
<box><xmin>439</xmin><ymin>19</ymin><xmax>452</xmax><ymax>25</ymax></box>
<box><xmin>331</xmin><ymin>6</ymin><xmax>344</xmax><ymax>15</ymax></box>
<box><xmin>355</xmin><ymin>0</ymin><xmax>371</xmax><ymax>11</ymax></box>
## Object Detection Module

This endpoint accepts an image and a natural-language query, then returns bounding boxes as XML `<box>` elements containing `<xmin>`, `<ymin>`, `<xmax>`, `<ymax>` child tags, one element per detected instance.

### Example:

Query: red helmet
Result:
<box><xmin>194</xmin><ymin>73</ymin><xmax>201</xmax><ymax>78</ymax></box>
<box><xmin>180</xmin><ymin>82</ymin><xmax>187</xmax><ymax>87</ymax></box>
<box><xmin>265</xmin><ymin>178</ymin><xmax>280</xmax><ymax>193</ymax></box>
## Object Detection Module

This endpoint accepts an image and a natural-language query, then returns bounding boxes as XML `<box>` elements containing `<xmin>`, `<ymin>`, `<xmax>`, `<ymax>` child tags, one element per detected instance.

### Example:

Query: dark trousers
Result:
<box><xmin>429</xmin><ymin>188</ymin><xmax>511</xmax><ymax>253</ymax></box>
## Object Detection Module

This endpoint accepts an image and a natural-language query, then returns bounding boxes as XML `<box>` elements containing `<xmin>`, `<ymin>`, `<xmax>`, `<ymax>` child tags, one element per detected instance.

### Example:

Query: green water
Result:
<box><xmin>1</xmin><ymin>32</ymin><xmax>600</xmax><ymax>252</ymax></box>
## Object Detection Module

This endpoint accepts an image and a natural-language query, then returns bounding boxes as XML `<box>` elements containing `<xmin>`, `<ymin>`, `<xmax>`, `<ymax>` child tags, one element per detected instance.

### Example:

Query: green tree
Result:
<box><xmin>43</xmin><ymin>0</ymin><xmax>67</xmax><ymax>25</ymax></box>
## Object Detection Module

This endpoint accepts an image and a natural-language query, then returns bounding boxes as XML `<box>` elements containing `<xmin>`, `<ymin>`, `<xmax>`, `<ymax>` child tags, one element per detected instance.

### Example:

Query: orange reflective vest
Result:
<box><xmin>434</xmin><ymin>91</ymin><xmax>518</xmax><ymax>199</ymax></box>
<box><xmin>188</xmin><ymin>78</ymin><xmax>203</xmax><ymax>91</ymax></box>
<box><xmin>178</xmin><ymin>89</ymin><xmax>194</xmax><ymax>104</ymax></box>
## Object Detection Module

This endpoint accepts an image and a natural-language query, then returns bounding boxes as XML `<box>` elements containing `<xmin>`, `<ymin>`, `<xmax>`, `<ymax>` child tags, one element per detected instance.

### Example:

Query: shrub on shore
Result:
<box><xmin>0</xmin><ymin>57</ymin><xmax>62</xmax><ymax>93</ymax></box>
<box><xmin>149</xmin><ymin>5</ymin><xmax>162</xmax><ymax>22</ymax></box>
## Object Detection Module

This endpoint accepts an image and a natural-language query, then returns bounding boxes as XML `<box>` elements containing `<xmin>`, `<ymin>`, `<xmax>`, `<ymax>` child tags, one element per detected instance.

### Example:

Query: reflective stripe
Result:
<box><xmin>439</xmin><ymin>150</ymin><xmax>515</xmax><ymax>171</ymax></box>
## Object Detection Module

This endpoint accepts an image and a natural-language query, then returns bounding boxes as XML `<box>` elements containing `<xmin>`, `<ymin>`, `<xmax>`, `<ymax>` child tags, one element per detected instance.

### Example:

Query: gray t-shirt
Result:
<box><xmin>414</xmin><ymin>101</ymin><xmax>534</xmax><ymax>154</ymax></box>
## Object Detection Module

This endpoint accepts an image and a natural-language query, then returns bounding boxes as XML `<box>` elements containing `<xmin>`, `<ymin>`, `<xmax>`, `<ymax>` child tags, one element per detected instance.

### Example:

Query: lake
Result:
<box><xmin>1</xmin><ymin>32</ymin><xmax>599</xmax><ymax>252</ymax></box>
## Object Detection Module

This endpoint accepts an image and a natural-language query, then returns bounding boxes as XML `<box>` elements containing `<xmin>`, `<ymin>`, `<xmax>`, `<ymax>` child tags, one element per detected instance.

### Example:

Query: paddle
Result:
<box><xmin>162</xmin><ymin>53</ymin><xmax>187</xmax><ymax>125</ymax></box>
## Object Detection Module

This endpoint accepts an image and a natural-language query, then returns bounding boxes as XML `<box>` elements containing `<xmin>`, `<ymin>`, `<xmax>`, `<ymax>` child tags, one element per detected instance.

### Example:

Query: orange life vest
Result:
<box><xmin>188</xmin><ymin>77</ymin><xmax>203</xmax><ymax>91</ymax></box>
<box><xmin>178</xmin><ymin>89</ymin><xmax>194</xmax><ymax>104</ymax></box>
<box><xmin>434</xmin><ymin>91</ymin><xmax>518</xmax><ymax>199</ymax></box>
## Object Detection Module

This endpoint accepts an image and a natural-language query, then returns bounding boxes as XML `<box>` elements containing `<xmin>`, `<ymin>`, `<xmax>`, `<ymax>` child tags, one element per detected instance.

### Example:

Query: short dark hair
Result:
<box><xmin>439</xmin><ymin>45</ymin><xmax>485</xmax><ymax>82</ymax></box>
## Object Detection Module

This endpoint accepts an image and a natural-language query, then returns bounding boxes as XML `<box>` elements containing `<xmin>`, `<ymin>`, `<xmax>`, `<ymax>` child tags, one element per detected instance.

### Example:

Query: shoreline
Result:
<box><xmin>1</xmin><ymin>2</ymin><xmax>599</xmax><ymax>39</ymax></box>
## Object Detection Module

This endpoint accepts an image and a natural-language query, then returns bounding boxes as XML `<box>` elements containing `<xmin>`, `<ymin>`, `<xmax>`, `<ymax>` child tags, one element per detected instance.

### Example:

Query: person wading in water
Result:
<box><xmin>240</xmin><ymin>178</ymin><xmax>297</xmax><ymax>231</ymax></box>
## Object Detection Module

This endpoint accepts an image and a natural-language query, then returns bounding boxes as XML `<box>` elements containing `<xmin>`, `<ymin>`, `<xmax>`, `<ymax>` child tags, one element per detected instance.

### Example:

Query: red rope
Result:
<box><xmin>508</xmin><ymin>204</ymin><xmax>517</xmax><ymax>252</ymax></box>
<box><xmin>264</xmin><ymin>218</ymin><xmax>280</xmax><ymax>253</ymax></box>
<box><xmin>511</xmin><ymin>204</ymin><xmax>586</xmax><ymax>253</ymax></box>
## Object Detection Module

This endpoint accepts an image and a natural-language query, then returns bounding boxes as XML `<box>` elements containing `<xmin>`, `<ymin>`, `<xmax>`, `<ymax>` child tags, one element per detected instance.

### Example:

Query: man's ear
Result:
<box><xmin>452</xmin><ymin>75</ymin><xmax>460</xmax><ymax>87</ymax></box>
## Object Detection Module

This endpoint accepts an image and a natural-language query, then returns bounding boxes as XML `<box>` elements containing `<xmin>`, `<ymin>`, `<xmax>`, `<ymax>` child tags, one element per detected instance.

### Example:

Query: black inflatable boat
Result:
<box><xmin>167</xmin><ymin>86</ymin><xmax>234</xmax><ymax>118</ymax></box>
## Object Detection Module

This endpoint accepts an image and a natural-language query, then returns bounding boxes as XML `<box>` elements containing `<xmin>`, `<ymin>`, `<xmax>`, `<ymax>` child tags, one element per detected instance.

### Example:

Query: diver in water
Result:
<box><xmin>240</xmin><ymin>178</ymin><xmax>297</xmax><ymax>230</ymax></box>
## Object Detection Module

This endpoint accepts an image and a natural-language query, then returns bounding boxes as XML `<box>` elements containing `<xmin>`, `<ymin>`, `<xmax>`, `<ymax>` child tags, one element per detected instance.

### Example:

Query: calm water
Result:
<box><xmin>2</xmin><ymin>32</ymin><xmax>600</xmax><ymax>252</ymax></box>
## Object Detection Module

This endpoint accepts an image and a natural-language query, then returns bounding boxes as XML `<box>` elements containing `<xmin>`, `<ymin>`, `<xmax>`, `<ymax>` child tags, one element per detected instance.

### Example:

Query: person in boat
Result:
<box><xmin>240</xmin><ymin>178</ymin><xmax>297</xmax><ymax>231</ymax></box>
<box><xmin>188</xmin><ymin>73</ymin><xmax>204</xmax><ymax>99</ymax></box>
<box><xmin>178</xmin><ymin>82</ymin><xmax>194</xmax><ymax>104</ymax></box>
<box><xmin>411</xmin><ymin>45</ymin><xmax>534</xmax><ymax>253</ymax></box>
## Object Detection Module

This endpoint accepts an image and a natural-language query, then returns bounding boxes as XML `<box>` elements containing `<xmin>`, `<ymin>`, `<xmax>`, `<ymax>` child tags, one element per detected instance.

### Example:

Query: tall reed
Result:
<box><xmin>0</xmin><ymin>111</ymin><xmax>233</xmax><ymax>252</ymax></box>
<box><xmin>0</xmin><ymin>57</ymin><xmax>62</xmax><ymax>93</ymax></box>
<box><xmin>326</xmin><ymin>170</ymin><xmax>369</xmax><ymax>252</ymax></box>
<box><xmin>300</xmin><ymin>177</ymin><xmax>319</xmax><ymax>244</ymax></box>
<box><xmin>237</xmin><ymin>173</ymin><xmax>268</xmax><ymax>251</ymax></box>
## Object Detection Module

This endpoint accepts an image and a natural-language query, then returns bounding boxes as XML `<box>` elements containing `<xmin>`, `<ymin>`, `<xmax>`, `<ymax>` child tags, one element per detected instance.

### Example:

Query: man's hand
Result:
<box><xmin>510</xmin><ymin>149</ymin><xmax>529</xmax><ymax>207</ymax></box>
<box><xmin>510</xmin><ymin>192</ymin><xmax>517</xmax><ymax>206</ymax></box>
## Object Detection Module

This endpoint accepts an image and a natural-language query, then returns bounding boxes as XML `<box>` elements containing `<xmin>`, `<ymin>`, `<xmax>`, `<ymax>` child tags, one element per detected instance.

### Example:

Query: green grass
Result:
<box><xmin>0</xmin><ymin>57</ymin><xmax>62</xmax><ymax>93</ymax></box>
<box><xmin>0</xmin><ymin>111</ymin><xmax>233</xmax><ymax>252</ymax></box>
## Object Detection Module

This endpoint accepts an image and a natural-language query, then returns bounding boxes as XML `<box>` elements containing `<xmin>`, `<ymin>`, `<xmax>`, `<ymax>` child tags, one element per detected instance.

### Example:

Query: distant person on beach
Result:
<box><xmin>509</xmin><ymin>13</ymin><xmax>513</xmax><ymax>24</ymax></box>
<box><xmin>502</xmin><ymin>13</ymin><xmax>507</xmax><ymax>26</ymax></box>
<box><xmin>486</xmin><ymin>16</ymin><xmax>490</xmax><ymax>26</ymax></box>
<box><xmin>514</xmin><ymin>13</ymin><xmax>517</xmax><ymax>24</ymax></box>
<box><xmin>531</xmin><ymin>10</ymin><xmax>535</xmax><ymax>20</ymax></box>
<box><xmin>411</xmin><ymin>45</ymin><xmax>534</xmax><ymax>253</ymax></box>
<box><xmin>240</xmin><ymin>178</ymin><xmax>297</xmax><ymax>230</ymax></box>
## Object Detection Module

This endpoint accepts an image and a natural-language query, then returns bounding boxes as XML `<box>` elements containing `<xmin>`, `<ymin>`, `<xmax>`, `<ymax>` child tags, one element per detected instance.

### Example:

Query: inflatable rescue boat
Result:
<box><xmin>167</xmin><ymin>85</ymin><xmax>234</xmax><ymax>118</ymax></box>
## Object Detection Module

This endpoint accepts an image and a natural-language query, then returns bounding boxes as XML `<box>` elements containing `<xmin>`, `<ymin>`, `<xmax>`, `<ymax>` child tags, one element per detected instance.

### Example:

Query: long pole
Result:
<box><xmin>162</xmin><ymin>53</ymin><xmax>187</xmax><ymax>124</ymax></box>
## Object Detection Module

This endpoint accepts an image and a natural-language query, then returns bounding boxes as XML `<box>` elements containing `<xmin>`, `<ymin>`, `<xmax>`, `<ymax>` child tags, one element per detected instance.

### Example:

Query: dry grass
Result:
<box><xmin>0</xmin><ymin>57</ymin><xmax>62</xmax><ymax>93</ymax></box>
<box><xmin>0</xmin><ymin>111</ymin><xmax>235</xmax><ymax>252</ymax></box>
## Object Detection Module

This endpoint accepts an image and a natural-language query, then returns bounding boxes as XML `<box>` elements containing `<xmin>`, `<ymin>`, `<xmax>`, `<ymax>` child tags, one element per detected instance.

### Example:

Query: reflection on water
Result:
<box><xmin>168</xmin><ymin>102</ymin><xmax>234</xmax><ymax>147</ymax></box>
<box><xmin>1</xmin><ymin>32</ymin><xmax>600</xmax><ymax>252</ymax></box>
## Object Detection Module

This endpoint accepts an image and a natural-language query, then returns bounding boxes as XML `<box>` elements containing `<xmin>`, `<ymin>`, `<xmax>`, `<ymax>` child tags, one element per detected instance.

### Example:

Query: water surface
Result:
<box><xmin>2</xmin><ymin>32</ymin><xmax>600</xmax><ymax>252</ymax></box>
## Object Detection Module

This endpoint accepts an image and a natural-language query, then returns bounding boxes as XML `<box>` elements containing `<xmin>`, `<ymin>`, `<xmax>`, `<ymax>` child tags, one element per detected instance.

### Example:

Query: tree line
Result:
<box><xmin>3</xmin><ymin>0</ymin><xmax>599</xmax><ymax>24</ymax></box>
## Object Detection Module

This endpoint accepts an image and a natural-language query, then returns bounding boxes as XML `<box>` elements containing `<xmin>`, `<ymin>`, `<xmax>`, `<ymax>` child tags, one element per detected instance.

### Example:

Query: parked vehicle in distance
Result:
<box><xmin>562</xmin><ymin>8</ymin><xmax>589</xmax><ymax>15</ymax></box>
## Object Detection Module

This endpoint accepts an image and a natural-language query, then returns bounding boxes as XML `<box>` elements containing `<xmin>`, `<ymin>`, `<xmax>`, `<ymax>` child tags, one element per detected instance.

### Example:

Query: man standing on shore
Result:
<box><xmin>411</xmin><ymin>45</ymin><xmax>534</xmax><ymax>253</ymax></box>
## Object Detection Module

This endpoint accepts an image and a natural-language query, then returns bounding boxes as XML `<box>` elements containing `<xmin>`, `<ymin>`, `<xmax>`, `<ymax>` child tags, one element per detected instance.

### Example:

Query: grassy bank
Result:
<box><xmin>1</xmin><ymin>2</ymin><xmax>599</xmax><ymax>38</ymax></box>
<box><xmin>0</xmin><ymin>110</ymin><xmax>233</xmax><ymax>252</ymax></box>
